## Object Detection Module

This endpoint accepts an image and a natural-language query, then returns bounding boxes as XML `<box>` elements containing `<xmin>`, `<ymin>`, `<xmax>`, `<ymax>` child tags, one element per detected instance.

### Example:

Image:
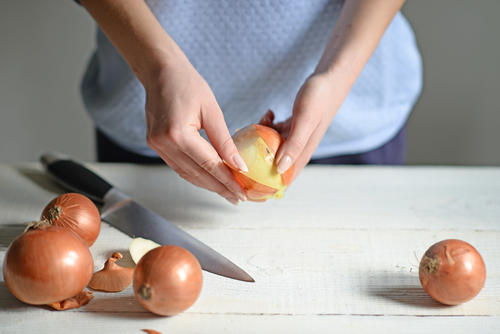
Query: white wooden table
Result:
<box><xmin>1</xmin><ymin>163</ymin><xmax>499</xmax><ymax>333</ymax></box>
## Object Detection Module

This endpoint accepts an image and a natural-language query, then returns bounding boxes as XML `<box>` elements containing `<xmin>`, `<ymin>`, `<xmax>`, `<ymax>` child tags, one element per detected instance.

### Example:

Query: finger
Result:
<box><xmin>156</xmin><ymin>147</ymin><xmax>241</xmax><ymax>205</ymax></box>
<box><xmin>201</xmin><ymin>102</ymin><xmax>248</xmax><ymax>173</ymax></box>
<box><xmin>258</xmin><ymin>109</ymin><xmax>275</xmax><ymax>127</ymax></box>
<box><xmin>275</xmin><ymin>107</ymin><xmax>319</xmax><ymax>174</ymax></box>
<box><xmin>172</xmin><ymin>127</ymin><xmax>248</xmax><ymax>201</ymax></box>
<box><xmin>290</xmin><ymin>122</ymin><xmax>325</xmax><ymax>182</ymax></box>
<box><xmin>273</xmin><ymin>117</ymin><xmax>292</xmax><ymax>139</ymax></box>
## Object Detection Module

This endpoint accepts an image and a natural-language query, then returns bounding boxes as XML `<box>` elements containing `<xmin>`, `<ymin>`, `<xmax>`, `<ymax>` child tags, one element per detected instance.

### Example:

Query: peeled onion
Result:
<box><xmin>2</xmin><ymin>223</ymin><xmax>94</xmax><ymax>305</ymax></box>
<box><xmin>419</xmin><ymin>239</ymin><xmax>486</xmax><ymax>305</ymax></box>
<box><xmin>129</xmin><ymin>237</ymin><xmax>161</xmax><ymax>264</ymax></box>
<box><xmin>230</xmin><ymin>124</ymin><xmax>294</xmax><ymax>201</ymax></box>
<box><xmin>41</xmin><ymin>193</ymin><xmax>101</xmax><ymax>246</ymax></box>
<box><xmin>133</xmin><ymin>245</ymin><xmax>203</xmax><ymax>316</ymax></box>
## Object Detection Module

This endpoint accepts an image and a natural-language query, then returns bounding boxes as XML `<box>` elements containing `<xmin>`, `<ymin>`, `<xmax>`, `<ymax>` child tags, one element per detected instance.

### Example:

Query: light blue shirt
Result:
<box><xmin>81</xmin><ymin>0</ymin><xmax>422</xmax><ymax>159</ymax></box>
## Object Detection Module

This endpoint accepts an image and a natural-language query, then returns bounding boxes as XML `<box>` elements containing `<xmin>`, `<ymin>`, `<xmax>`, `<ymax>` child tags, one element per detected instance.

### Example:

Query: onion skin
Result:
<box><xmin>2</xmin><ymin>224</ymin><xmax>94</xmax><ymax>305</ymax></box>
<box><xmin>231</xmin><ymin>124</ymin><xmax>294</xmax><ymax>201</ymax></box>
<box><xmin>41</xmin><ymin>193</ymin><xmax>101</xmax><ymax>246</ymax></box>
<box><xmin>419</xmin><ymin>239</ymin><xmax>486</xmax><ymax>305</ymax></box>
<box><xmin>47</xmin><ymin>290</ymin><xmax>94</xmax><ymax>311</ymax></box>
<box><xmin>133</xmin><ymin>245</ymin><xmax>203</xmax><ymax>316</ymax></box>
<box><xmin>231</xmin><ymin>170</ymin><xmax>278</xmax><ymax>202</ymax></box>
<box><xmin>142</xmin><ymin>330</ymin><xmax>162</xmax><ymax>334</ymax></box>
<box><xmin>88</xmin><ymin>252</ymin><xmax>134</xmax><ymax>292</ymax></box>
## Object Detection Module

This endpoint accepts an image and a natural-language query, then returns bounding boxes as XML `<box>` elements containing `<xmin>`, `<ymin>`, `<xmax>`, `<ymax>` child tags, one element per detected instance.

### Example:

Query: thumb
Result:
<box><xmin>202</xmin><ymin>103</ymin><xmax>248</xmax><ymax>173</ymax></box>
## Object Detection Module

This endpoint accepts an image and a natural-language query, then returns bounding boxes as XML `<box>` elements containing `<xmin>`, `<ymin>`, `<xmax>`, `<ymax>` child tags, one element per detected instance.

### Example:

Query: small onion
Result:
<box><xmin>2</xmin><ymin>222</ymin><xmax>94</xmax><ymax>305</ymax></box>
<box><xmin>419</xmin><ymin>239</ymin><xmax>486</xmax><ymax>305</ymax></box>
<box><xmin>41</xmin><ymin>193</ymin><xmax>101</xmax><ymax>246</ymax></box>
<box><xmin>133</xmin><ymin>245</ymin><xmax>203</xmax><ymax>316</ymax></box>
<box><xmin>230</xmin><ymin>124</ymin><xmax>294</xmax><ymax>201</ymax></box>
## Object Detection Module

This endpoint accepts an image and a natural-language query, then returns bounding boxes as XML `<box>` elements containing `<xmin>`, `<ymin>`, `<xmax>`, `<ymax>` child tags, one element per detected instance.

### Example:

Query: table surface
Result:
<box><xmin>0</xmin><ymin>163</ymin><xmax>499</xmax><ymax>333</ymax></box>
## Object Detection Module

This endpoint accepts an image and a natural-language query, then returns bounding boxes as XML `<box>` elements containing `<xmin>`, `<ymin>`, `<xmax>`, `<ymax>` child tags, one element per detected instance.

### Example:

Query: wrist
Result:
<box><xmin>134</xmin><ymin>44</ymin><xmax>188</xmax><ymax>90</ymax></box>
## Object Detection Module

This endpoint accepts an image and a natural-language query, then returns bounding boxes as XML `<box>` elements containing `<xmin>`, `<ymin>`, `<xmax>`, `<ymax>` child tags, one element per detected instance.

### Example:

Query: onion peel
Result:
<box><xmin>47</xmin><ymin>290</ymin><xmax>94</xmax><ymax>311</ymax></box>
<box><xmin>88</xmin><ymin>252</ymin><xmax>134</xmax><ymax>292</ymax></box>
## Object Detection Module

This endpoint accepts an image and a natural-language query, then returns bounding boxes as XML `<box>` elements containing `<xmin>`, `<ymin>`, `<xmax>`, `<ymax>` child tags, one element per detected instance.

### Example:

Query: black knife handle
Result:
<box><xmin>40</xmin><ymin>152</ymin><xmax>113</xmax><ymax>203</ymax></box>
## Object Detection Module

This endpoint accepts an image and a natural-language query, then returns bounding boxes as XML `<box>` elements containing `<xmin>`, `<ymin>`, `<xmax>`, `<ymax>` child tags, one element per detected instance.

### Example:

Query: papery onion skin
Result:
<box><xmin>88</xmin><ymin>252</ymin><xmax>134</xmax><ymax>292</ymax></box>
<box><xmin>41</xmin><ymin>193</ymin><xmax>101</xmax><ymax>246</ymax></box>
<box><xmin>2</xmin><ymin>224</ymin><xmax>94</xmax><ymax>305</ymax></box>
<box><xmin>419</xmin><ymin>239</ymin><xmax>486</xmax><ymax>305</ymax></box>
<box><xmin>47</xmin><ymin>290</ymin><xmax>94</xmax><ymax>311</ymax></box>
<box><xmin>230</xmin><ymin>124</ymin><xmax>294</xmax><ymax>201</ymax></box>
<box><xmin>133</xmin><ymin>245</ymin><xmax>203</xmax><ymax>316</ymax></box>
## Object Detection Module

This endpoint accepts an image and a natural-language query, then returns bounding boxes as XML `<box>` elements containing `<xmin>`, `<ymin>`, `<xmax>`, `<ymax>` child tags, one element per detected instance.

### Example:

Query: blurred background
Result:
<box><xmin>0</xmin><ymin>0</ymin><xmax>499</xmax><ymax>165</ymax></box>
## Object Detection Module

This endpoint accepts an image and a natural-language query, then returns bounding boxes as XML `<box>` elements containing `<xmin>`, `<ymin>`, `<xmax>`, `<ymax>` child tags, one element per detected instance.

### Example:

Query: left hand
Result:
<box><xmin>260</xmin><ymin>73</ymin><xmax>339</xmax><ymax>180</ymax></box>
<box><xmin>261</xmin><ymin>0</ymin><xmax>406</xmax><ymax>182</ymax></box>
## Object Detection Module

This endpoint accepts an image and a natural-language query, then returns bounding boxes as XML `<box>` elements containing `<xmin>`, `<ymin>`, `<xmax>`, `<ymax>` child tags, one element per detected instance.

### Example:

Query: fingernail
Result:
<box><xmin>277</xmin><ymin>155</ymin><xmax>292</xmax><ymax>174</ymax></box>
<box><xmin>275</xmin><ymin>150</ymin><xmax>284</xmax><ymax>164</ymax></box>
<box><xmin>237</xmin><ymin>192</ymin><xmax>247</xmax><ymax>202</ymax></box>
<box><xmin>232</xmin><ymin>154</ymin><xmax>248</xmax><ymax>172</ymax></box>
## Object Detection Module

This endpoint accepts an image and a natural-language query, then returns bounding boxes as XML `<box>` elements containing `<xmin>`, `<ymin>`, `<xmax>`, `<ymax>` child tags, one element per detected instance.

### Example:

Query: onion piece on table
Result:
<box><xmin>88</xmin><ymin>252</ymin><xmax>134</xmax><ymax>292</ymax></box>
<box><xmin>129</xmin><ymin>237</ymin><xmax>161</xmax><ymax>264</ymax></box>
<box><xmin>47</xmin><ymin>290</ymin><xmax>94</xmax><ymax>311</ymax></box>
<box><xmin>142</xmin><ymin>330</ymin><xmax>162</xmax><ymax>334</ymax></box>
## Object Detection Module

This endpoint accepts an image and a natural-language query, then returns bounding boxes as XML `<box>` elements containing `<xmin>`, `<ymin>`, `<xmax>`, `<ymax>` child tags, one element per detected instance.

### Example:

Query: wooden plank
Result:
<box><xmin>97</xmin><ymin>165</ymin><xmax>500</xmax><ymax>231</ymax></box>
<box><xmin>1</xmin><ymin>313</ymin><xmax>499</xmax><ymax>334</ymax></box>
<box><xmin>2</xmin><ymin>226</ymin><xmax>499</xmax><ymax>316</ymax></box>
<box><xmin>1</xmin><ymin>164</ymin><xmax>500</xmax><ymax>231</ymax></box>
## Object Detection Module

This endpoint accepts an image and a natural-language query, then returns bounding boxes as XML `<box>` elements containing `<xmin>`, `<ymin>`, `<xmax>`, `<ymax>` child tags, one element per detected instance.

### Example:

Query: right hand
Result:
<box><xmin>144</xmin><ymin>58</ymin><xmax>248</xmax><ymax>205</ymax></box>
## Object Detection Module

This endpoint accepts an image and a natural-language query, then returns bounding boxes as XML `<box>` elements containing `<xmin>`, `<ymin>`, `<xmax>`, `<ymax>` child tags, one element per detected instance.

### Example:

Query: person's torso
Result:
<box><xmin>82</xmin><ymin>0</ymin><xmax>422</xmax><ymax>158</ymax></box>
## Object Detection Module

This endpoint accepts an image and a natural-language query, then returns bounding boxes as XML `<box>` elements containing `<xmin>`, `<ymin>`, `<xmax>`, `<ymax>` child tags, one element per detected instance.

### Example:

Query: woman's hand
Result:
<box><xmin>260</xmin><ymin>73</ymin><xmax>340</xmax><ymax>180</ymax></box>
<box><xmin>264</xmin><ymin>0</ymin><xmax>406</xmax><ymax>180</ymax></box>
<box><xmin>144</xmin><ymin>59</ymin><xmax>248</xmax><ymax>205</ymax></box>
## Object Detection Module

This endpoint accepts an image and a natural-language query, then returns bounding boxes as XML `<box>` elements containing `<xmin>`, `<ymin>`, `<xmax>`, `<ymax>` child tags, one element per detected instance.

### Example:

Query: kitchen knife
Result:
<box><xmin>40</xmin><ymin>152</ymin><xmax>254</xmax><ymax>283</ymax></box>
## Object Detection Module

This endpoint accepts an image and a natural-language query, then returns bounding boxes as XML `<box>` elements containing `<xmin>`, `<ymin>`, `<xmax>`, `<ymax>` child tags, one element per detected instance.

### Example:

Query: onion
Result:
<box><xmin>2</xmin><ymin>222</ymin><xmax>94</xmax><ymax>305</ymax></box>
<box><xmin>129</xmin><ymin>237</ymin><xmax>161</xmax><ymax>264</ymax></box>
<box><xmin>133</xmin><ymin>245</ymin><xmax>203</xmax><ymax>316</ymax></box>
<box><xmin>230</xmin><ymin>124</ymin><xmax>294</xmax><ymax>201</ymax></box>
<box><xmin>419</xmin><ymin>239</ymin><xmax>486</xmax><ymax>305</ymax></box>
<box><xmin>41</xmin><ymin>193</ymin><xmax>101</xmax><ymax>246</ymax></box>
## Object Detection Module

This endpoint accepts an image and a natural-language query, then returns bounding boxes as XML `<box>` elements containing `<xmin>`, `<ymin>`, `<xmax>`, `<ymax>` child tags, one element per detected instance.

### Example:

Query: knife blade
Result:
<box><xmin>40</xmin><ymin>152</ymin><xmax>254</xmax><ymax>282</ymax></box>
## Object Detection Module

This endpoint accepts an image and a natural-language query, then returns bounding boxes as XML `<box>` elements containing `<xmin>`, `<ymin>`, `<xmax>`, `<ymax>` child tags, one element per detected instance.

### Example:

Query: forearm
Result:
<box><xmin>316</xmin><ymin>0</ymin><xmax>405</xmax><ymax>86</ymax></box>
<box><xmin>80</xmin><ymin>0</ymin><xmax>186</xmax><ymax>87</ymax></box>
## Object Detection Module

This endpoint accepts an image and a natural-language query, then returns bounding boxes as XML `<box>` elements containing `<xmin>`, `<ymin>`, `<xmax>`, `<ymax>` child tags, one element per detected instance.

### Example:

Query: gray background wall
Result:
<box><xmin>0</xmin><ymin>0</ymin><xmax>499</xmax><ymax>165</ymax></box>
